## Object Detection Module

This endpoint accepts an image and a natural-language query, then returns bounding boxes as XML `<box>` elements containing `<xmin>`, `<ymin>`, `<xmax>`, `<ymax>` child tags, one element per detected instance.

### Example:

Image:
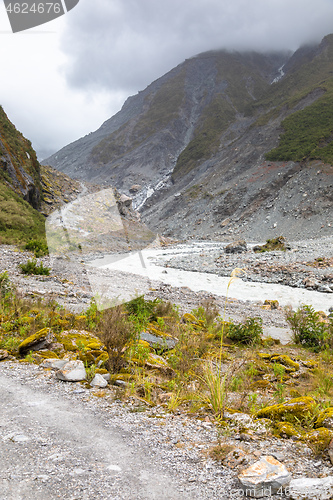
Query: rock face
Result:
<box><xmin>238</xmin><ymin>456</ymin><xmax>291</xmax><ymax>498</ymax></box>
<box><xmin>0</xmin><ymin>106</ymin><xmax>42</xmax><ymax>209</ymax></box>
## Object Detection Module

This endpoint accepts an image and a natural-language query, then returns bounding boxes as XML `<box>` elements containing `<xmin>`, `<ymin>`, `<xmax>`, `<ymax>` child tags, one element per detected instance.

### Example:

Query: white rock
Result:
<box><xmin>41</xmin><ymin>359</ymin><xmax>68</xmax><ymax>370</ymax></box>
<box><xmin>289</xmin><ymin>477</ymin><xmax>333</xmax><ymax>500</ymax></box>
<box><xmin>56</xmin><ymin>360</ymin><xmax>86</xmax><ymax>382</ymax></box>
<box><xmin>238</xmin><ymin>455</ymin><xmax>291</xmax><ymax>498</ymax></box>
<box><xmin>90</xmin><ymin>373</ymin><xmax>108</xmax><ymax>388</ymax></box>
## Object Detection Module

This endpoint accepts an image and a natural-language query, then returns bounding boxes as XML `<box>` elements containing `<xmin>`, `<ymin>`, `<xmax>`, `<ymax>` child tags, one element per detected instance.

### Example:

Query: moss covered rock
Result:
<box><xmin>271</xmin><ymin>355</ymin><xmax>300</xmax><ymax>371</ymax></box>
<box><xmin>302</xmin><ymin>427</ymin><xmax>333</xmax><ymax>452</ymax></box>
<box><xmin>274</xmin><ymin>421</ymin><xmax>301</xmax><ymax>439</ymax></box>
<box><xmin>18</xmin><ymin>328</ymin><xmax>55</xmax><ymax>355</ymax></box>
<box><xmin>315</xmin><ymin>408</ymin><xmax>333</xmax><ymax>429</ymax></box>
<box><xmin>256</xmin><ymin>397</ymin><xmax>316</xmax><ymax>422</ymax></box>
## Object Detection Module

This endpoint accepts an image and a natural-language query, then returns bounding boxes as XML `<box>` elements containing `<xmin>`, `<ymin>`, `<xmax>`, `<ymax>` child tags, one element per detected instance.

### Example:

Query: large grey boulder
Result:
<box><xmin>238</xmin><ymin>455</ymin><xmax>291</xmax><ymax>498</ymax></box>
<box><xmin>289</xmin><ymin>476</ymin><xmax>333</xmax><ymax>500</ymax></box>
<box><xmin>225</xmin><ymin>240</ymin><xmax>247</xmax><ymax>254</ymax></box>
<box><xmin>56</xmin><ymin>360</ymin><xmax>86</xmax><ymax>382</ymax></box>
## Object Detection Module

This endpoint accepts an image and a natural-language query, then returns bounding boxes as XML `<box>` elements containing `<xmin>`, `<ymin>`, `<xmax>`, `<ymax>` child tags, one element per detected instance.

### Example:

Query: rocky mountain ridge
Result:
<box><xmin>44</xmin><ymin>35</ymin><xmax>333</xmax><ymax>241</ymax></box>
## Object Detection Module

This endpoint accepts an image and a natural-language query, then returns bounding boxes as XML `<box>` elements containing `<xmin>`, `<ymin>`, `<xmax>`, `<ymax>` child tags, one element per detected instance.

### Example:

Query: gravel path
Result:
<box><xmin>0</xmin><ymin>361</ymin><xmax>235</xmax><ymax>500</ymax></box>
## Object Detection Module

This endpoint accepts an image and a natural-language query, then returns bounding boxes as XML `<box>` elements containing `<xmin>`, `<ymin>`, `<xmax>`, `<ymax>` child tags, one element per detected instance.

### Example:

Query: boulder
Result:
<box><xmin>41</xmin><ymin>358</ymin><xmax>68</xmax><ymax>370</ymax></box>
<box><xmin>225</xmin><ymin>240</ymin><xmax>247</xmax><ymax>254</ymax></box>
<box><xmin>56</xmin><ymin>360</ymin><xmax>86</xmax><ymax>382</ymax></box>
<box><xmin>18</xmin><ymin>328</ymin><xmax>55</xmax><ymax>355</ymax></box>
<box><xmin>140</xmin><ymin>331</ymin><xmax>177</xmax><ymax>351</ymax></box>
<box><xmin>238</xmin><ymin>455</ymin><xmax>291</xmax><ymax>498</ymax></box>
<box><xmin>256</xmin><ymin>397</ymin><xmax>316</xmax><ymax>421</ymax></box>
<box><xmin>90</xmin><ymin>373</ymin><xmax>108</xmax><ymax>388</ymax></box>
<box><xmin>289</xmin><ymin>476</ymin><xmax>333</xmax><ymax>500</ymax></box>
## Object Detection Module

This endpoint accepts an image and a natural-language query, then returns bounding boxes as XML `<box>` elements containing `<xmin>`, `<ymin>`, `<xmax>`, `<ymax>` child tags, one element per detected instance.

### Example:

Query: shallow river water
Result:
<box><xmin>88</xmin><ymin>243</ymin><xmax>333</xmax><ymax>314</ymax></box>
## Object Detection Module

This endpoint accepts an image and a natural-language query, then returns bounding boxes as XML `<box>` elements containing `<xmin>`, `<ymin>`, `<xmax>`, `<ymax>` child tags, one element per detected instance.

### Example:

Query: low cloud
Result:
<box><xmin>62</xmin><ymin>0</ymin><xmax>333</xmax><ymax>94</ymax></box>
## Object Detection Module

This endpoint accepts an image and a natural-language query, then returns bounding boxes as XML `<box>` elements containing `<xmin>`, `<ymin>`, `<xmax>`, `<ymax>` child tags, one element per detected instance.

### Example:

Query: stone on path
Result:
<box><xmin>289</xmin><ymin>476</ymin><xmax>333</xmax><ymax>500</ymax></box>
<box><xmin>56</xmin><ymin>360</ymin><xmax>86</xmax><ymax>382</ymax></box>
<box><xmin>90</xmin><ymin>373</ymin><xmax>108</xmax><ymax>388</ymax></box>
<box><xmin>238</xmin><ymin>455</ymin><xmax>291</xmax><ymax>498</ymax></box>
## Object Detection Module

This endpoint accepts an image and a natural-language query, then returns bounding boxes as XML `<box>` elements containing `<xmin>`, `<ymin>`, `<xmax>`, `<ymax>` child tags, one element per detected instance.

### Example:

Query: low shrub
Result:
<box><xmin>285</xmin><ymin>305</ymin><xmax>330</xmax><ymax>350</ymax></box>
<box><xmin>19</xmin><ymin>259</ymin><xmax>50</xmax><ymax>276</ymax></box>
<box><xmin>97</xmin><ymin>305</ymin><xmax>134</xmax><ymax>372</ymax></box>
<box><xmin>227</xmin><ymin>317</ymin><xmax>263</xmax><ymax>345</ymax></box>
<box><xmin>24</xmin><ymin>239</ymin><xmax>48</xmax><ymax>257</ymax></box>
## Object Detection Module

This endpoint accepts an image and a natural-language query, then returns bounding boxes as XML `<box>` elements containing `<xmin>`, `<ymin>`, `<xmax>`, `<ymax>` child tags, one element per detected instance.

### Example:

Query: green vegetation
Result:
<box><xmin>19</xmin><ymin>259</ymin><xmax>50</xmax><ymax>276</ymax></box>
<box><xmin>173</xmin><ymin>95</ymin><xmax>235</xmax><ymax>179</ymax></box>
<box><xmin>266</xmin><ymin>91</ymin><xmax>333</xmax><ymax>164</ymax></box>
<box><xmin>253</xmin><ymin>236</ymin><xmax>288</xmax><ymax>253</ymax></box>
<box><xmin>0</xmin><ymin>105</ymin><xmax>41</xmax><ymax>200</ymax></box>
<box><xmin>24</xmin><ymin>239</ymin><xmax>48</xmax><ymax>257</ymax></box>
<box><xmin>2</xmin><ymin>269</ymin><xmax>333</xmax><ymax>458</ymax></box>
<box><xmin>0</xmin><ymin>182</ymin><xmax>45</xmax><ymax>245</ymax></box>
<box><xmin>226</xmin><ymin>317</ymin><xmax>263</xmax><ymax>345</ymax></box>
<box><xmin>286</xmin><ymin>305</ymin><xmax>333</xmax><ymax>350</ymax></box>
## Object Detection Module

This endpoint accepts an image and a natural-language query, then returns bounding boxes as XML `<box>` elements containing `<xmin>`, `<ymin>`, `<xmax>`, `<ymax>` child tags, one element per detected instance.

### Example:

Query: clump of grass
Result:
<box><xmin>19</xmin><ymin>259</ymin><xmax>50</xmax><ymax>276</ymax></box>
<box><xmin>208</xmin><ymin>441</ymin><xmax>235</xmax><ymax>462</ymax></box>
<box><xmin>0</xmin><ymin>270</ymin><xmax>13</xmax><ymax>298</ymax></box>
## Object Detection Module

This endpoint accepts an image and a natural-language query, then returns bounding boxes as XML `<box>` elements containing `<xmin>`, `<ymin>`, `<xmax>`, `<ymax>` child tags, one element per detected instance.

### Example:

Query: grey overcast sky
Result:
<box><xmin>1</xmin><ymin>0</ymin><xmax>333</xmax><ymax>158</ymax></box>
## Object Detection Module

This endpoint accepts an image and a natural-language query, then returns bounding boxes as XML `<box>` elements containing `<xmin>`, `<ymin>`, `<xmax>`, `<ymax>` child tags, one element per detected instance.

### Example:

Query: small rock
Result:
<box><xmin>289</xmin><ymin>476</ymin><xmax>333</xmax><ymax>500</ymax></box>
<box><xmin>56</xmin><ymin>360</ymin><xmax>86</xmax><ymax>382</ymax></box>
<box><xmin>0</xmin><ymin>349</ymin><xmax>9</xmax><ymax>360</ymax></box>
<box><xmin>90</xmin><ymin>373</ymin><xmax>108</xmax><ymax>388</ymax></box>
<box><xmin>41</xmin><ymin>359</ymin><xmax>68</xmax><ymax>370</ymax></box>
<box><xmin>238</xmin><ymin>455</ymin><xmax>291</xmax><ymax>498</ymax></box>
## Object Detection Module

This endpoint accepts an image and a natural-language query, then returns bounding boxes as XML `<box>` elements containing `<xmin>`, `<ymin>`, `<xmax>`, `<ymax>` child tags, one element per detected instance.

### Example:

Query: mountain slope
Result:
<box><xmin>44</xmin><ymin>50</ymin><xmax>287</xmax><ymax>191</ymax></box>
<box><xmin>44</xmin><ymin>36</ymin><xmax>333</xmax><ymax>240</ymax></box>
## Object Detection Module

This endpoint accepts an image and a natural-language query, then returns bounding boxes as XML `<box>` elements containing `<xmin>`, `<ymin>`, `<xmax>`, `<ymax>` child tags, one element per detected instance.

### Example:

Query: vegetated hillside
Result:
<box><xmin>0</xmin><ymin>106</ymin><xmax>46</xmax><ymax>244</ymax></box>
<box><xmin>0</xmin><ymin>106</ymin><xmax>84</xmax><ymax>244</ymax></box>
<box><xmin>45</xmin><ymin>35</ymin><xmax>333</xmax><ymax>241</ymax></box>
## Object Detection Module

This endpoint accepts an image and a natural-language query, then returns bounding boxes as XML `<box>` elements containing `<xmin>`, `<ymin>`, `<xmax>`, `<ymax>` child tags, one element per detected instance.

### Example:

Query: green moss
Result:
<box><xmin>36</xmin><ymin>350</ymin><xmax>59</xmax><ymax>359</ymax></box>
<box><xmin>274</xmin><ymin>421</ymin><xmax>301</xmax><ymax>439</ymax></box>
<box><xmin>256</xmin><ymin>397</ymin><xmax>316</xmax><ymax>422</ymax></box>
<box><xmin>18</xmin><ymin>328</ymin><xmax>52</xmax><ymax>355</ymax></box>
<box><xmin>302</xmin><ymin>427</ymin><xmax>333</xmax><ymax>452</ymax></box>
<box><xmin>315</xmin><ymin>407</ymin><xmax>333</xmax><ymax>429</ymax></box>
<box><xmin>271</xmin><ymin>355</ymin><xmax>300</xmax><ymax>372</ymax></box>
<box><xmin>253</xmin><ymin>236</ymin><xmax>288</xmax><ymax>253</ymax></box>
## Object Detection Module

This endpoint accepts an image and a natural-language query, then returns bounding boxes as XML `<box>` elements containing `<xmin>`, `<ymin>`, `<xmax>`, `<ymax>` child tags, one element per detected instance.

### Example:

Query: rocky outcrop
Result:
<box><xmin>0</xmin><ymin>106</ymin><xmax>42</xmax><ymax>209</ymax></box>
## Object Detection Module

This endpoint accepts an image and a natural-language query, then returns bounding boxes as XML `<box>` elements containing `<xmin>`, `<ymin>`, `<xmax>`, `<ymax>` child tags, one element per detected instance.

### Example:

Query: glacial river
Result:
<box><xmin>88</xmin><ymin>242</ymin><xmax>333</xmax><ymax>314</ymax></box>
